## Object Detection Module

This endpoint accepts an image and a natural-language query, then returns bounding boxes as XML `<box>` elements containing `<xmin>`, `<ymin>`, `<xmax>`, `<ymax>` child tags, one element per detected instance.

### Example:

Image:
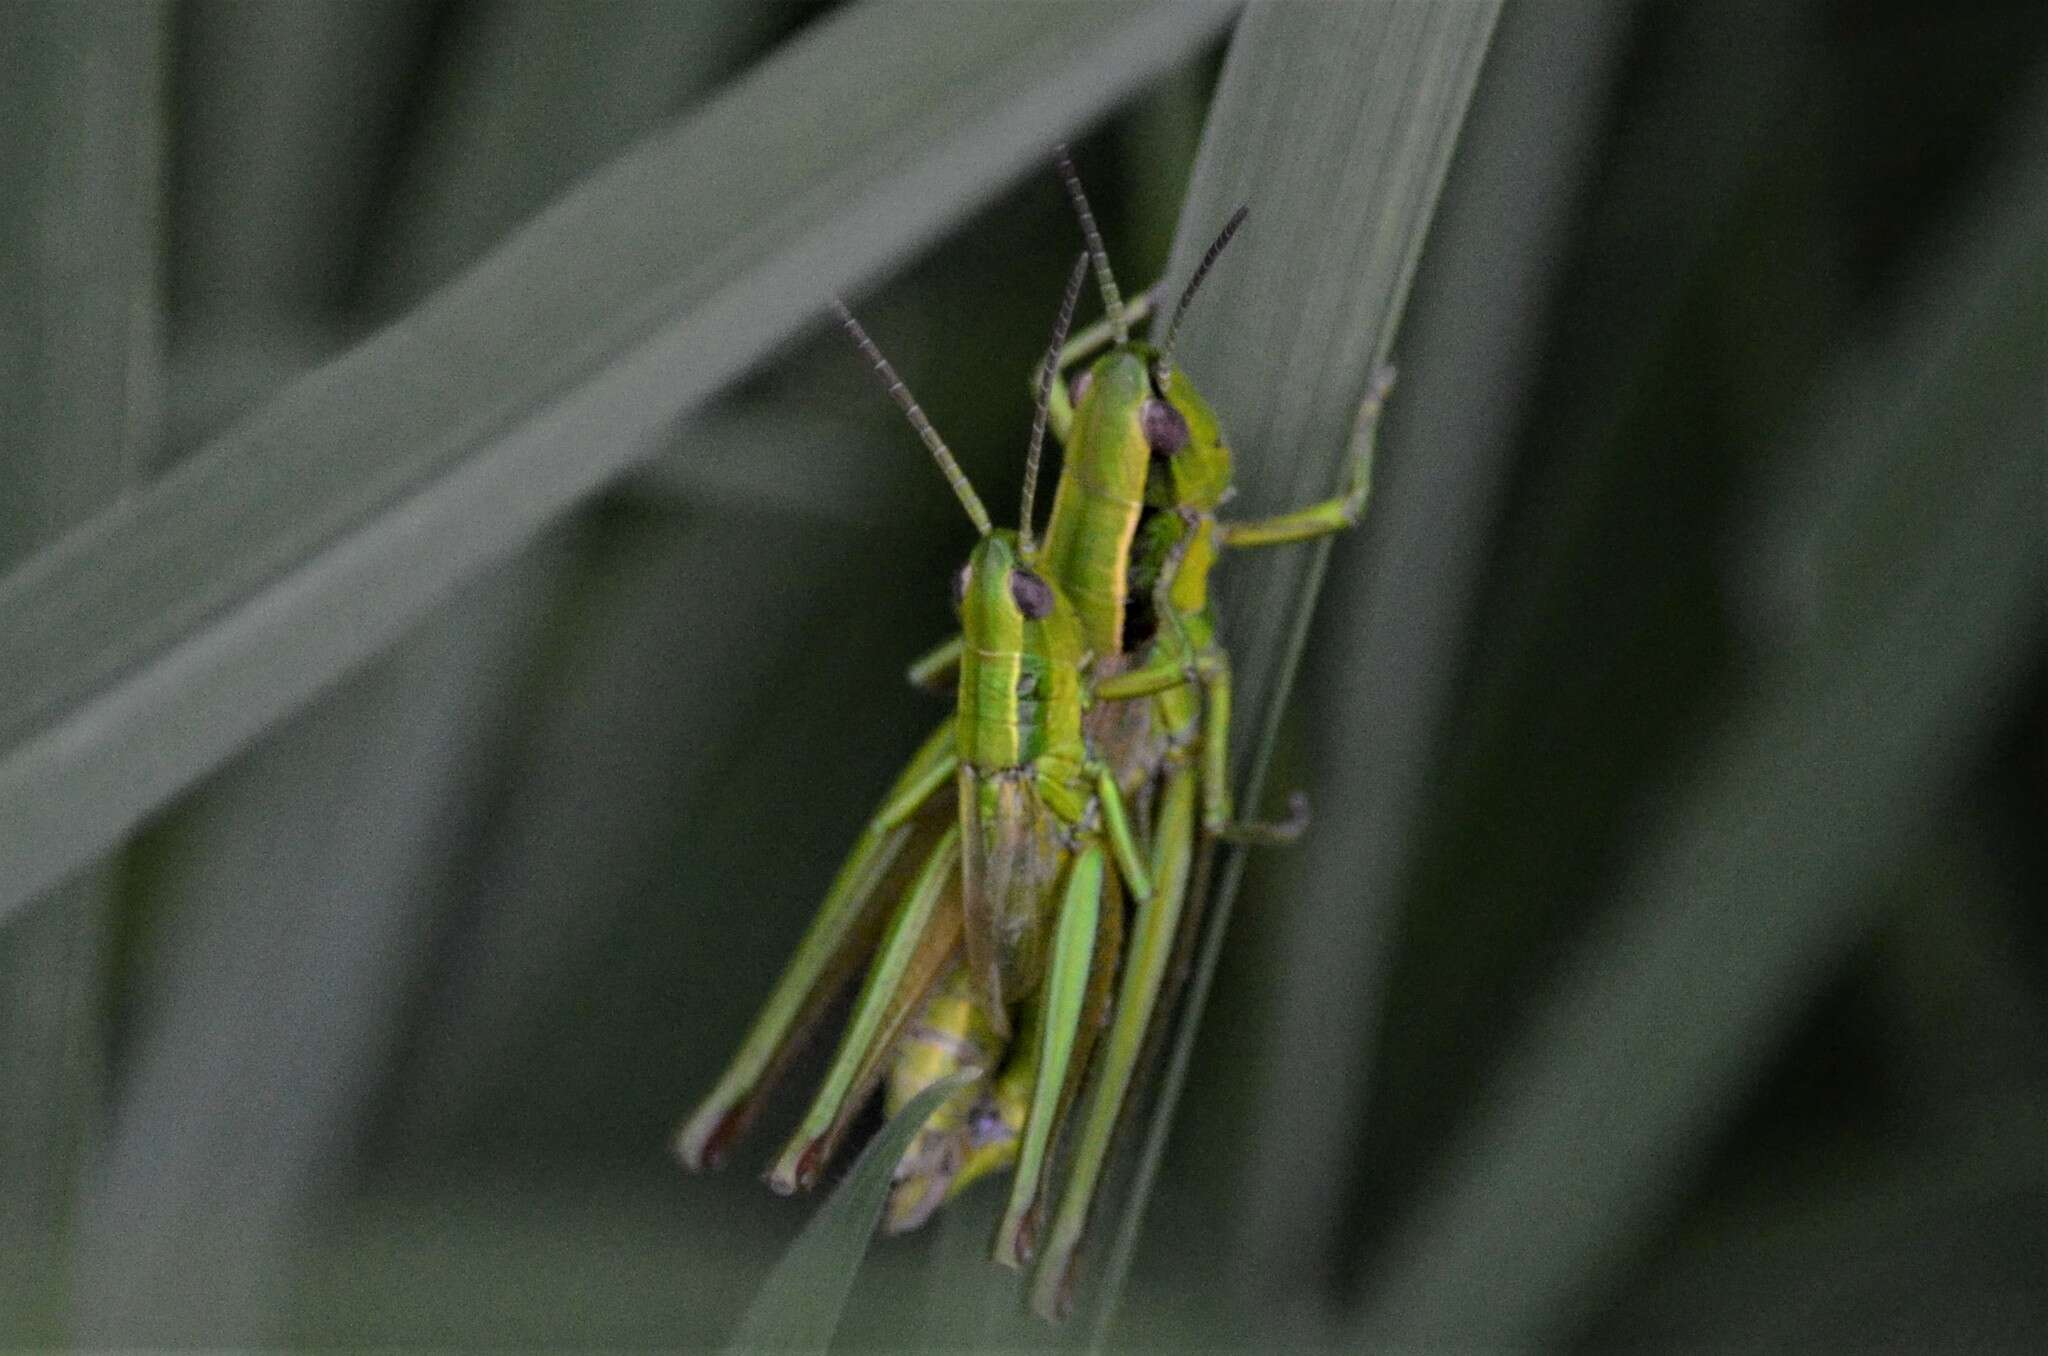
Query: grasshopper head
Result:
<box><xmin>954</xmin><ymin>530</ymin><xmax>1061</xmax><ymax>654</ymax></box>
<box><xmin>952</xmin><ymin>528</ymin><xmax>1084</xmax><ymax>766</ymax></box>
<box><xmin>1128</xmin><ymin>343</ymin><xmax>1232</xmax><ymax>513</ymax></box>
<box><xmin>953</xmin><ymin>528</ymin><xmax>1084</xmax><ymax>763</ymax></box>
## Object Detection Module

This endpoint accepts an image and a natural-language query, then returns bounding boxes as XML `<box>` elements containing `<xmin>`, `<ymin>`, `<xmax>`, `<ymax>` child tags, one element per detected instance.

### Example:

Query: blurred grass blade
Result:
<box><xmin>1228</xmin><ymin>0</ymin><xmax>1631</xmax><ymax>1296</ymax></box>
<box><xmin>351</xmin><ymin>0</ymin><xmax>788</xmax><ymax>321</ymax></box>
<box><xmin>1354</xmin><ymin>107</ymin><xmax>2048</xmax><ymax>1347</ymax></box>
<box><xmin>75</xmin><ymin>8</ymin><xmax>790</xmax><ymax>1336</ymax></box>
<box><xmin>171</xmin><ymin>0</ymin><xmax>424</xmax><ymax>333</ymax></box>
<box><xmin>727</xmin><ymin>1071</ymin><xmax>976</xmax><ymax>1356</ymax></box>
<box><xmin>0</xmin><ymin>0</ymin><xmax>165</xmax><ymax>1339</ymax></box>
<box><xmin>163</xmin><ymin>0</ymin><xmax>428</xmax><ymax>453</ymax></box>
<box><xmin>0</xmin><ymin>0</ymin><xmax>164</xmax><ymax>567</ymax></box>
<box><xmin>1080</xmin><ymin>1</ymin><xmax>1501</xmax><ymax>1340</ymax></box>
<box><xmin>0</xmin><ymin>0</ymin><xmax>1242</xmax><ymax>925</ymax></box>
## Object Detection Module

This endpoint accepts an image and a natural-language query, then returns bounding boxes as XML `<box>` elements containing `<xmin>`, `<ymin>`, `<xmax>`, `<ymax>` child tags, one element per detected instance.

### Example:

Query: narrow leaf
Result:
<box><xmin>1085</xmin><ymin>1</ymin><xmax>1501</xmax><ymax>1339</ymax></box>
<box><xmin>727</xmin><ymin>1070</ymin><xmax>978</xmax><ymax>1356</ymax></box>
<box><xmin>0</xmin><ymin>0</ymin><xmax>1243</xmax><ymax>924</ymax></box>
<box><xmin>0</xmin><ymin>2</ymin><xmax>165</xmax><ymax>1341</ymax></box>
<box><xmin>1228</xmin><ymin>0</ymin><xmax>1633</xmax><ymax>1294</ymax></box>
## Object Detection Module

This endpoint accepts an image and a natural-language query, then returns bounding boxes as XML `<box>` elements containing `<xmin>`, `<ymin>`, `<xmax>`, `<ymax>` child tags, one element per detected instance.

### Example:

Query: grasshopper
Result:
<box><xmin>676</xmin><ymin>257</ymin><xmax>1155</xmax><ymax>1270</ymax></box>
<box><xmin>899</xmin><ymin>151</ymin><xmax>1393</xmax><ymax>1317</ymax></box>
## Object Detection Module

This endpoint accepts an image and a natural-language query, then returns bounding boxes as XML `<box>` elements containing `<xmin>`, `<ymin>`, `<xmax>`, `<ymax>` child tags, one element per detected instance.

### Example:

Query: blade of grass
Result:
<box><xmin>170</xmin><ymin>0</ymin><xmax>425</xmax><ymax>332</ymax></box>
<box><xmin>1079</xmin><ymin>2</ymin><xmax>1501</xmax><ymax>1341</ymax></box>
<box><xmin>726</xmin><ymin>1071</ymin><xmax>977</xmax><ymax>1356</ymax></box>
<box><xmin>0</xmin><ymin>0</ymin><xmax>163</xmax><ymax>568</ymax></box>
<box><xmin>164</xmin><ymin>0</ymin><xmax>428</xmax><ymax>453</ymax></box>
<box><xmin>1225</xmin><ymin>0</ymin><xmax>1631</xmax><ymax>1300</ymax></box>
<box><xmin>0</xmin><ymin>2</ymin><xmax>165</xmax><ymax>1343</ymax></box>
<box><xmin>1336</xmin><ymin>2</ymin><xmax>1826</xmax><ymax>1325</ymax></box>
<box><xmin>350</xmin><ymin>0</ymin><xmax>791</xmax><ymax>322</ymax></box>
<box><xmin>1595</xmin><ymin>824</ymin><xmax>2048</xmax><ymax>1345</ymax></box>
<box><xmin>1352</xmin><ymin>104</ymin><xmax>2047</xmax><ymax>1347</ymax></box>
<box><xmin>621</xmin><ymin>395</ymin><xmax>915</xmax><ymax>525</ymax></box>
<box><xmin>72</xmin><ymin>7</ymin><xmax>779</xmax><ymax>1342</ymax></box>
<box><xmin>0</xmin><ymin>0</ymin><xmax>1243</xmax><ymax>927</ymax></box>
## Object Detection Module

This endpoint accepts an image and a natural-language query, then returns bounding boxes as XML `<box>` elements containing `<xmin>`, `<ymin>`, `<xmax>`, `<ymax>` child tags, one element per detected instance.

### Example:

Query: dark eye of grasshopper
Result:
<box><xmin>1141</xmin><ymin>398</ymin><xmax>1190</xmax><ymax>457</ymax></box>
<box><xmin>951</xmin><ymin>562</ymin><xmax>971</xmax><ymax>609</ymax></box>
<box><xmin>1067</xmin><ymin>369</ymin><xmax>1093</xmax><ymax>409</ymax></box>
<box><xmin>1008</xmin><ymin>569</ymin><xmax>1054</xmax><ymax>620</ymax></box>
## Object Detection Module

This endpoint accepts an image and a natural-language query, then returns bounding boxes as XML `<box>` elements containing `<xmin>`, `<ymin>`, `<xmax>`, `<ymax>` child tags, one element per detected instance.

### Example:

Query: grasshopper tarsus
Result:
<box><xmin>1215</xmin><ymin>789</ymin><xmax>1311</xmax><ymax>846</ymax></box>
<box><xmin>765</xmin><ymin>1137</ymin><xmax>825</xmax><ymax>1196</ymax></box>
<box><xmin>675</xmin><ymin>1099</ymin><xmax>758</xmax><ymax>1173</ymax></box>
<box><xmin>993</xmin><ymin>1195</ymin><xmax>1042</xmax><ymax>1271</ymax></box>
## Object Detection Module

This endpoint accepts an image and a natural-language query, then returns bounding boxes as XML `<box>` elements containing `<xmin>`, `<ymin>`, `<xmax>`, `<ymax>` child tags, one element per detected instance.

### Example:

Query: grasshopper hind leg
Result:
<box><xmin>766</xmin><ymin>823</ymin><xmax>962</xmax><ymax>1193</ymax></box>
<box><xmin>674</xmin><ymin>719</ymin><xmax>957</xmax><ymax>1170</ymax></box>
<box><xmin>1030</xmin><ymin>763</ymin><xmax>1197</xmax><ymax>1320</ymax></box>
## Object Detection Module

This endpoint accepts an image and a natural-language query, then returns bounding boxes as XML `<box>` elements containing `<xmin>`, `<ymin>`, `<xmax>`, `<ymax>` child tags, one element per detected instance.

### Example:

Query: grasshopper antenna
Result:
<box><xmin>1053</xmin><ymin>144</ymin><xmax>1126</xmax><ymax>345</ymax></box>
<box><xmin>1160</xmin><ymin>205</ymin><xmax>1250</xmax><ymax>376</ymax></box>
<box><xmin>832</xmin><ymin>299</ymin><xmax>992</xmax><ymax>538</ymax></box>
<box><xmin>1020</xmin><ymin>253</ymin><xmax>1091</xmax><ymax>557</ymax></box>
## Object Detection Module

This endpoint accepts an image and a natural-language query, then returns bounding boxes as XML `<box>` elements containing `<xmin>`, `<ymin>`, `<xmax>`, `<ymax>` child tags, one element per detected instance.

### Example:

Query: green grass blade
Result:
<box><xmin>0</xmin><ymin>0</ymin><xmax>1243</xmax><ymax>926</ymax></box>
<box><xmin>1085</xmin><ymin>1</ymin><xmax>1501</xmax><ymax>1340</ymax></box>
<box><xmin>0</xmin><ymin>2</ymin><xmax>165</xmax><ymax>1342</ymax></box>
<box><xmin>71</xmin><ymin>9</ymin><xmax>779</xmax><ymax>1342</ymax></box>
<box><xmin>727</xmin><ymin>1070</ymin><xmax>978</xmax><ymax>1356</ymax></box>
<box><xmin>164</xmin><ymin>0</ymin><xmax>428</xmax><ymax>452</ymax></box>
<box><xmin>170</xmin><ymin>0</ymin><xmax>424</xmax><ymax>336</ymax></box>
<box><xmin>1352</xmin><ymin>101</ymin><xmax>2048</xmax><ymax>1348</ymax></box>
<box><xmin>1225</xmin><ymin>0</ymin><xmax>1633</xmax><ymax>1300</ymax></box>
<box><xmin>0</xmin><ymin>0</ymin><xmax>164</xmax><ymax>565</ymax></box>
<box><xmin>351</xmin><ymin>0</ymin><xmax>789</xmax><ymax>321</ymax></box>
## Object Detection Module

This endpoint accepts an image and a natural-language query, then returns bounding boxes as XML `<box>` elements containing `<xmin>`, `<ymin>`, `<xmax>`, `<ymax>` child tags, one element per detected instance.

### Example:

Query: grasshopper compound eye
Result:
<box><xmin>1067</xmin><ymin>369</ymin><xmax>1093</xmax><ymax>409</ymax></box>
<box><xmin>1141</xmin><ymin>398</ymin><xmax>1191</xmax><ymax>457</ymax></box>
<box><xmin>952</xmin><ymin>561</ymin><xmax>972</xmax><ymax>609</ymax></box>
<box><xmin>1008</xmin><ymin>569</ymin><xmax>1054</xmax><ymax>620</ymax></box>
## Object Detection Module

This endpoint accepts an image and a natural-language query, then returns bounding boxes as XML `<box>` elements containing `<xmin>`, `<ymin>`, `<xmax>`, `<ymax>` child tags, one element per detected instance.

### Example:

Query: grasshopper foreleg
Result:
<box><xmin>905</xmin><ymin>633</ymin><xmax>963</xmax><ymax>692</ymax></box>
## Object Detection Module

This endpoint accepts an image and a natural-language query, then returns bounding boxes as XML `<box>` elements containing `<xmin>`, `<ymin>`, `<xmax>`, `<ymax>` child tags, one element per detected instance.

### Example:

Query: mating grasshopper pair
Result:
<box><xmin>676</xmin><ymin>152</ymin><xmax>1391</xmax><ymax>1321</ymax></box>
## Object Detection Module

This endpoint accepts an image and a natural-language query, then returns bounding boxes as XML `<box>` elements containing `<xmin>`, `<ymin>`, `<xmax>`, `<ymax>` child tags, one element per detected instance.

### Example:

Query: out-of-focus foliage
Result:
<box><xmin>1</xmin><ymin>1</ymin><xmax>2042</xmax><ymax>1350</ymax></box>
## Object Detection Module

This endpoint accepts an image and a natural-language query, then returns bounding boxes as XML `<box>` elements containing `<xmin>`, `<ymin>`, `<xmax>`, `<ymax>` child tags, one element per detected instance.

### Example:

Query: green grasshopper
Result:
<box><xmin>676</xmin><ymin>257</ymin><xmax>1156</xmax><ymax>1269</ymax></box>
<box><xmin>899</xmin><ymin>151</ymin><xmax>1393</xmax><ymax>1317</ymax></box>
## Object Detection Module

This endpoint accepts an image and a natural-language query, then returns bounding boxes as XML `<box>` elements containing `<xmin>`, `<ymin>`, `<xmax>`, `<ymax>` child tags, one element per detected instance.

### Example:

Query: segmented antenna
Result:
<box><xmin>1053</xmin><ymin>144</ymin><xmax>1126</xmax><ymax>345</ymax></box>
<box><xmin>1020</xmin><ymin>253</ymin><xmax>1090</xmax><ymax>556</ymax></box>
<box><xmin>831</xmin><ymin>299</ymin><xmax>992</xmax><ymax>538</ymax></box>
<box><xmin>1161</xmin><ymin>205</ymin><xmax>1249</xmax><ymax>374</ymax></box>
